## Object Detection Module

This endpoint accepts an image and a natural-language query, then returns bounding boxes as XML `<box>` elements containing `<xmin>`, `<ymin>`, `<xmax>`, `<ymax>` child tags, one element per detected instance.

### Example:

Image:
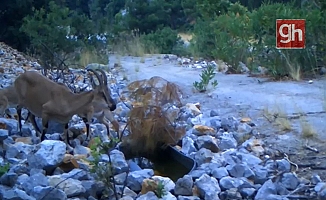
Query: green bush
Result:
<box><xmin>192</xmin><ymin>3</ymin><xmax>252</xmax><ymax>72</ymax></box>
<box><xmin>141</xmin><ymin>27</ymin><xmax>184</xmax><ymax>54</ymax></box>
<box><xmin>190</xmin><ymin>1</ymin><xmax>326</xmax><ymax>79</ymax></box>
<box><xmin>249</xmin><ymin>2</ymin><xmax>325</xmax><ymax>78</ymax></box>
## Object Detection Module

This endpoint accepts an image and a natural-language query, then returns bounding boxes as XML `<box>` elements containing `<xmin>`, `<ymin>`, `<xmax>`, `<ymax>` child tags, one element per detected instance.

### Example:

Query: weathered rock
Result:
<box><xmin>30</xmin><ymin>186</ymin><xmax>67</xmax><ymax>200</ymax></box>
<box><xmin>226</xmin><ymin>163</ymin><xmax>255</xmax><ymax>179</ymax></box>
<box><xmin>218</xmin><ymin>133</ymin><xmax>238</xmax><ymax>151</ymax></box>
<box><xmin>192</xmin><ymin>125</ymin><xmax>215</xmax><ymax>136</ymax></box>
<box><xmin>276</xmin><ymin>159</ymin><xmax>291</xmax><ymax>173</ymax></box>
<box><xmin>219</xmin><ymin>188</ymin><xmax>242</xmax><ymax>200</ymax></box>
<box><xmin>174</xmin><ymin>175</ymin><xmax>193</xmax><ymax>196</ymax></box>
<box><xmin>212</xmin><ymin>167</ymin><xmax>229</xmax><ymax>180</ymax></box>
<box><xmin>1</xmin><ymin>188</ymin><xmax>36</xmax><ymax>200</ymax></box>
<box><xmin>194</xmin><ymin>174</ymin><xmax>221</xmax><ymax>200</ymax></box>
<box><xmin>127</xmin><ymin>169</ymin><xmax>154</xmax><ymax>191</ymax></box>
<box><xmin>0</xmin><ymin>172</ymin><xmax>18</xmax><ymax>187</ymax></box>
<box><xmin>21</xmin><ymin>172</ymin><xmax>49</xmax><ymax>195</ymax></box>
<box><xmin>5</xmin><ymin>142</ymin><xmax>35</xmax><ymax>160</ymax></box>
<box><xmin>48</xmin><ymin>175</ymin><xmax>86</xmax><ymax>197</ymax></box>
<box><xmin>195</xmin><ymin>135</ymin><xmax>219</xmax><ymax>153</ymax></box>
<box><xmin>280</xmin><ymin>173</ymin><xmax>299</xmax><ymax>190</ymax></box>
<box><xmin>0</xmin><ymin>129</ymin><xmax>9</xmax><ymax>141</ymax></box>
<box><xmin>136</xmin><ymin>191</ymin><xmax>159</xmax><ymax>200</ymax></box>
<box><xmin>191</xmin><ymin>148</ymin><xmax>215</xmax><ymax>166</ymax></box>
<box><xmin>254</xmin><ymin>179</ymin><xmax>277</xmax><ymax>200</ymax></box>
<box><xmin>181</xmin><ymin>136</ymin><xmax>197</xmax><ymax>155</ymax></box>
<box><xmin>27</xmin><ymin>140</ymin><xmax>66</xmax><ymax>173</ymax></box>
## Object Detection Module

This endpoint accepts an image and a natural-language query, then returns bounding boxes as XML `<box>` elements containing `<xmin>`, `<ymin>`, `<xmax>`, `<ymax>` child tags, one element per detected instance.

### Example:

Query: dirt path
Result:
<box><xmin>111</xmin><ymin>54</ymin><xmax>326</xmax><ymax>179</ymax></box>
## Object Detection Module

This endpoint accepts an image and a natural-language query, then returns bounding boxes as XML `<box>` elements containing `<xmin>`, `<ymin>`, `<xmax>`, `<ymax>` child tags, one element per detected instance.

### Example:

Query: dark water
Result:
<box><xmin>152</xmin><ymin>159</ymin><xmax>191</xmax><ymax>182</ymax></box>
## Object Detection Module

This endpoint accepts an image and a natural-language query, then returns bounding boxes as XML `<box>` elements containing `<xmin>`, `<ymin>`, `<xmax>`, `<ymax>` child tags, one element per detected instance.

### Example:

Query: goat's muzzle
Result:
<box><xmin>110</xmin><ymin>104</ymin><xmax>117</xmax><ymax>111</ymax></box>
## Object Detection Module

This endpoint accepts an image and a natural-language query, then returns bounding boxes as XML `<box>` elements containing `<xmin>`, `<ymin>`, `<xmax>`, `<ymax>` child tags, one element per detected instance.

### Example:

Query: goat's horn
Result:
<box><xmin>96</xmin><ymin>69</ymin><xmax>108</xmax><ymax>86</ymax></box>
<box><xmin>87</xmin><ymin>69</ymin><xmax>103</xmax><ymax>87</ymax></box>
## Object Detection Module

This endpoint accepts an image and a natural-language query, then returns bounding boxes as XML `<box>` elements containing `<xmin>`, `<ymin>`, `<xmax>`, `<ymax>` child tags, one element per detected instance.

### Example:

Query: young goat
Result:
<box><xmin>14</xmin><ymin>69</ymin><xmax>117</xmax><ymax>144</ymax></box>
<box><xmin>26</xmin><ymin>69</ymin><xmax>120</xmax><ymax>140</ymax></box>
<box><xmin>0</xmin><ymin>85</ymin><xmax>19</xmax><ymax>118</ymax></box>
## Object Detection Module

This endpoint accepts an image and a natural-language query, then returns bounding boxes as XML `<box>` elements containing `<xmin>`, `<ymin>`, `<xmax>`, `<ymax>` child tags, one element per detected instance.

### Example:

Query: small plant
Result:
<box><xmin>193</xmin><ymin>64</ymin><xmax>218</xmax><ymax>92</ymax></box>
<box><xmin>275</xmin><ymin>117</ymin><xmax>292</xmax><ymax>131</ymax></box>
<box><xmin>0</xmin><ymin>163</ymin><xmax>10</xmax><ymax>177</ymax></box>
<box><xmin>300</xmin><ymin>118</ymin><xmax>317</xmax><ymax>138</ymax></box>
<box><xmin>89</xmin><ymin>137</ymin><xmax>120</xmax><ymax>198</ymax></box>
<box><xmin>155</xmin><ymin>180</ymin><xmax>167</xmax><ymax>198</ymax></box>
<box><xmin>140</xmin><ymin>57</ymin><xmax>145</xmax><ymax>63</ymax></box>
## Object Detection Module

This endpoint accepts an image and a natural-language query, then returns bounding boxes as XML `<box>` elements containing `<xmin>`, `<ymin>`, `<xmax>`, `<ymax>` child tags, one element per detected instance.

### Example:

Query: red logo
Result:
<box><xmin>276</xmin><ymin>19</ymin><xmax>305</xmax><ymax>49</ymax></box>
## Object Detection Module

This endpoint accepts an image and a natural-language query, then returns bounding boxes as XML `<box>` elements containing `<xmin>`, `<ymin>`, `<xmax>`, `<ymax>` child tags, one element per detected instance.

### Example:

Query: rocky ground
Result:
<box><xmin>0</xmin><ymin>42</ymin><xmax>326</xmax><ymax>200</ymax></box>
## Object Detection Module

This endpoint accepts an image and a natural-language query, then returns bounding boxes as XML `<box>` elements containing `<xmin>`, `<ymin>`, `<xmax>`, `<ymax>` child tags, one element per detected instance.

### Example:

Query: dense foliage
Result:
<box><xmin>0</xmin><ymin>0</ymin><xmax>325</xmax><ymax>78</ymax></box>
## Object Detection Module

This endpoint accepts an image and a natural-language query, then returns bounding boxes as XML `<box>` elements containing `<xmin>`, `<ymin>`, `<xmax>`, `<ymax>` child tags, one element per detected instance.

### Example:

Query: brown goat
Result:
<box><xmin>29</xmin><ymin>69</ymin><xmax>120</xmax><ymax>138</ymax></box>
<box><xmin>14</xmin><ymin>69</ymin><xmax>116</xmax><ymax>144</ymax></box>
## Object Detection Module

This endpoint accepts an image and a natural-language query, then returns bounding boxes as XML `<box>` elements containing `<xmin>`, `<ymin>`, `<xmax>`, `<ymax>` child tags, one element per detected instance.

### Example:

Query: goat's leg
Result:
<box><xmin>63</xmin><ymin>123</ymin><xmax>71</xmax><ymax>146</ymax></box>
<box><xmin>82</xmin><ymin>117</ymin><xmax>91</xmax><ymax>141</ymax></box>
<box><xmin>103</xmin><ymin>110</ymin><xmax>120</xmax><ymax>139</ymax></box>
<box><xmin>16</xmin><ymin>106</ymin><xmax>23</xmax><ymax>133</ymax></box>
<box><xmin>98</xmin><ymin>113</ymin><xmax>113</xmax><ymax>139</ymax></box>
<box><xmin>28</xmin><ymin>113</ymin><xmax>42</xmax><ymax>137</ymax></box>
<box><xmin>40</xmin><ymin>116</ymin><xmax>49</xmax><ymax>141</ymax></box>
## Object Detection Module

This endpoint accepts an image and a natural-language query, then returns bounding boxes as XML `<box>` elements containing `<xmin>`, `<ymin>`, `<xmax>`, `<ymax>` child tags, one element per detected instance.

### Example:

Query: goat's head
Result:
<box><xmin>87</xmin><ymin>69</ymin><xmax>117</xmax><ymax>111</ymax></box>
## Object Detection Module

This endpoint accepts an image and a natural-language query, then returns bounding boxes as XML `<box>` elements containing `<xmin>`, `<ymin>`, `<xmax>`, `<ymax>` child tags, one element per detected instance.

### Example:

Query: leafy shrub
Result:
<box><xmin>249</xmin><ymin>2</ymin><xmax>325</xmax><ymax>78</ymax></box>
<box><xmin>192</xmin><ymin>3</ymin><xmax>252</xmax><ymax>72</ymax></box>
<box><xmin>141</xmin><ymin>27</ymin><xmax>184</xmax><ymax>54</ymax></box>
<box><xmin>191</xmin><ymin>1</ymin><xmax>326</xmax><ymax>79</ymax></box>
<box><xmin>20</xmin><ymin>1</ymin><xmax>102</xmax><ymax>70</ymax></box>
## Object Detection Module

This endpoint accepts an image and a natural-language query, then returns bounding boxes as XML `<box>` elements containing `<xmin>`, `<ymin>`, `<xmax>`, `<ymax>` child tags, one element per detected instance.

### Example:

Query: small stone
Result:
<box><xmin>0</xmin><ymin>129</ymin><xmax>9</xmax><ymax>141</ymax></box>
<box><xmin>226</xmin><ymin>163</ymin><xmax>254</xmax><ymax>178</ymax></box>
<box><xmin>210</xmin><ymin>110</ymin><xmax>219</xmax><ymax>117</ymax></box>
<box><xmin>1</xmin><ymin>188</ymin><xmax>36</xmax><ymax>200</ymax></box>
<box><xmin>254</xmin><ymin>179</ymin><xmax>277</xmax><ymax>200</ymax></box>
<box><xmin>137</xmin><ymin>191</ymin><xmax>159</xmax><ymax>200</ymax></box>
<box><xmin>48</xmin><ymin>175</ymin><xmax>86</xmax><ymax>197</ymax></box>
<box><xmin>191</xmin><ymin>148</ymin><xmax>215</xmax><ymax>166</ymax></box>
<box><xmin>193</xmin><ymin>125</ymin><xmax>215</xmax><ymax>136</ymax></box>
<box><xmin>240</xmin><ymin>188</ymin><xmax>256</xmax><ymax>198</ymax></box>
<box><xmin>127</xmin><ymin>169</ymin><xmax>154</xmax><ymax>191</ymax></box>
<box><xmin>276</xmin><ymin>159</ymin><xmax>291</xmax><ymax>173</ymax></box>
<box><xmin>194</xmin><ymin>174</ymin><xmax>220</xmax><ymax>200</ymax></box>
<box><xmin>311</xmin><ymin>174</ymin><xmax>322</xmax><ymax>184</ymax></box>
<box><xmin>30</xmin><ymin>186</ymin><xmax>67</xmax><ymax>200</ymax></box>
<box><xmin>212</xmin><ymin>167</ymin><xmax>229</xmax><ymax>180</ymax></box>
<box><xmin>219</xmin><ymin>176</ymin><xmax>243</xmax><ymax>190</ymax></box>
<box><xmin>195</xmin><ymin>135</ymin><xmax>219</xmax><ymax>153</ymax></box>
<box><xmin>181</xmin><ymin>137</ymin><xmax>197</xmax><ymax>155</ymax></box>
<box><xmin>280</xmin><ymin>173</ymin><xmax>299</xmax><ymax>190</ymax></box>
<box><xmin>218</xmin><ymin>134</ymin><xmax>238</xmax><ymax>150</ymax></box>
